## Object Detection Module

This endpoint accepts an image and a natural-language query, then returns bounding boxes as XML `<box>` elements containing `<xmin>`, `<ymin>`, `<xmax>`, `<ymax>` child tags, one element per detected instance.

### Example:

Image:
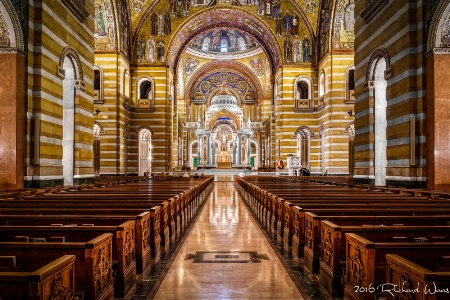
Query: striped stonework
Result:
<box><xmin>354</xmin><ymin>0</ymin><xmax>426</xmax><ymax>188</ymax></box>
<box><xmin>25</xmin><ymin>0</ymin><xmax>95</xmax><ymax>187</ymax></box>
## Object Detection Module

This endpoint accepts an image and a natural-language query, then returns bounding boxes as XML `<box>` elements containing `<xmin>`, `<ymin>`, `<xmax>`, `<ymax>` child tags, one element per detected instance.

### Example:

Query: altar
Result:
<box><xmin>216</xmin><ymin>151</ymin><xmax>232</xmax><ymax>169</ymax></box>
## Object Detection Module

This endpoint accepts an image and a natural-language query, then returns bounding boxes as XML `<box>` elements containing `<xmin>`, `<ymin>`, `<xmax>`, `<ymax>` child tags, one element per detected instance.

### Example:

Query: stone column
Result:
<box><xmin>246</xmin><ymin>134</ymin><xmax>251</xmax><ymax>167</ymax></box>
<box><xmin>206</xmin><ymin>133</ymin><xmax>211</xmax><ymax>166</ymax></box>
<box><xmin>426</xmin><ymin>51</ymin><xmax>450</xmax><ymax>190</ymax></box>
<box><xmin>0</xmin><ymin>51</ymin><xmax>25</xmax><ymax>190</ymax></box>
<box><xmin>237</xmin><ymin>134</ymin><xmax>242</xmax><ymax>167</ymax></box>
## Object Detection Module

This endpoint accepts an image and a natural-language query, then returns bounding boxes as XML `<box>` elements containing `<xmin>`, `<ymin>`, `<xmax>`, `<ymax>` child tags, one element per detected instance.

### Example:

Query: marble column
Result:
<box><xmin>237</xmin><ymin>134</ymin><xmax>242</xmax><ymax>167</ymax></box>
<box><xmin>0</xmin><ymin>52</ymin><xmax>25</xmax><ymax>190</ymax></box>
<box><xmin>426</xmin><ymin>52</ymin><xmax>450</xmax><ymax>190</ymax></box>
<box><xmin>246</xmin><ymin>134</ymin><xmax>251</xmax><ymax>167</ymax></box>
<box><xmin>206</xmin><ymin>133</ymin><xmax>211</xmax><ymax>166</ymax></box>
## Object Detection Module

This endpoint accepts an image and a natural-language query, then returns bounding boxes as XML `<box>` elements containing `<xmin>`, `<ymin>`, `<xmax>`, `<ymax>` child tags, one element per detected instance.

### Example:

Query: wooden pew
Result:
<box><xmin>0</xmin><ymin>255</ymin><xmax>76</xmax><ymax>300</ymax></box>
<box><xmin>0</xmin><ymin>222</ymin><xmax>136</xmax><ymax>299</ymax></box>
<box><xmin>0</xmin><ymin>233</ymin><xmax>113</xmax><ymax>300</ymax></box>
<box><xmin>344</xmin><ymin>233</ymin><xmax>450</xmax><ymax>300</ymax></box>
<box><xmin>0</xmin><ymin>212</ymin><xmax>158</xmax><ymax>276</ymax></box>
<box><xmin>386</xmin><ymin>254</ymin><xmax>450</xmax><ymax>300</ymax></box>
<box><xmin>316</xmin><ymin>223</ymin><xmax>450</xmax><ymax>297</ymax></box>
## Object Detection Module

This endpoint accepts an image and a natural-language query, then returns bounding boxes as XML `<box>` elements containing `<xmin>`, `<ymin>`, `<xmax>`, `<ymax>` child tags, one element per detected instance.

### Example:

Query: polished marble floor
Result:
<box><xmin>151</xmin><ymin>182</ymin><xmax>305</xmax><ymax>300</ymax></box>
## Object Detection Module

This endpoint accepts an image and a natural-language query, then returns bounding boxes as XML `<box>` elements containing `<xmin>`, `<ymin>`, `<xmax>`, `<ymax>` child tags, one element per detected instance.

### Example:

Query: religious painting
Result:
<box><xmin>249</xmin><ymin>58</ymin><xmax>264</xmax><ymax>76</ymax></box>
<box><xmin>189</xmin><ymin>27</ymin><xmax>259</xmax><ymax>54</ymax></box>
<box><xmin>132</xmin><ymin>0</ymin><xmax>145</xmax><ymax>13</ymax></box>
<box><xmin>0</xmin><ymin>11</ymin><xmax>10</xmax><ymax>47</ymax></box>
<box><xmin>184</xmin><ymin>57</ymin><xmax>200</xmax><ymax>76</ymax></box>
<box><xmin>333</xmin><ymin>0</ymin><xmax>355</xmax><ymax>50</ymax></box>
<box><xmin>118</xmin><ymin>0</ymin><xmax>131</xmax><ymax>59</ymax></box>
<box><xmin>94</xmin><ymin>0</ymin><xmax>116</xmax><ymax>51</ymax></box>
<box><xmin>441</xmin><ymin>10</ymin><xmax>450</xmax><ymax>47</ymax></box>
<box><xmin>304</xmin><ymin>0</ymin><xmax>317</xmax><ymax>14</ymax></box>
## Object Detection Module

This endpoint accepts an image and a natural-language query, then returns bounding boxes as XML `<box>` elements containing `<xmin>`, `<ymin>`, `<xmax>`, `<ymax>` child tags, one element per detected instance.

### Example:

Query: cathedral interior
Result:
<box><xmin>3</xmin><ymin>1</ymin><xmax>450</xmax><ymax>299</ymax></box>
<box><xmin>1</xmin><ymin>0</ymin><xmax>450</xmax><ymax>189</ymax></box>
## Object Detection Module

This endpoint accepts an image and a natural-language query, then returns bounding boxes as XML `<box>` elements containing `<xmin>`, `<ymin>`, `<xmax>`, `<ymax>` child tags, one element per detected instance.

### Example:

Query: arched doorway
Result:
<box><xmin>62</xmin><ymin>56</ymin><xmax>76</xmax><ymax>186</ymax></box>
<box><xmin>138</xmin><ymin>128</ymin><xmax>152</xmax><ymax>176</ymax></box>
<box><xmin>373</xmin><ymin>57</ymin><xmax>387</xmax><ymax>186</ymax></box>
<box><xmin>295</xmin><ymin>126</ymin><xmax>313</xmax><ymax>169</ymax></box>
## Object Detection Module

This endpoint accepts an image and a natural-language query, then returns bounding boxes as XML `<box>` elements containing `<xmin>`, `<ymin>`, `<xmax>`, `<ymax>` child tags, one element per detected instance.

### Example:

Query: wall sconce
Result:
<box><xmin>347</xmin><ymin>109</ymin><xmax>354</xmax><ymax>117</ymax></box>
<box><xmin>94</xmin><ymin>109</ymin><xmax>101</xmax><ymax>116</ymax></box>
<box><xmin>168</xmin><ymin>95</ymin><xmax>173</xmax><ymax>102</ymax></box>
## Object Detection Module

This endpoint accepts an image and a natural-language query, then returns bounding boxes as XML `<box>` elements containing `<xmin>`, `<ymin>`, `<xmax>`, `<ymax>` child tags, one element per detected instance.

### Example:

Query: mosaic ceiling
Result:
<box><xmin>94</xmin><ymin>0</ymin><xmax>356</xmax><ymax>66</ymax></box>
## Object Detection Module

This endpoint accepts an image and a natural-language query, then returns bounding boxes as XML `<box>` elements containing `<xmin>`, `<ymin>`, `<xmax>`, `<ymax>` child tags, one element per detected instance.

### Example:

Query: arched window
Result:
<box><xmin>139</xmin><ymin>81</ymin><xmax>152</xmax><ymax>99</ymax></box>
<box><xmin>346</xmin><ymin>66</ymin><xmax>355</xmax><ymax>101</ymax></box>
<box><xmin>137</xmin><ymin>77</ymin><xmax>155</xmax><ymax>109</ymax></box>
<box><xmin>124</xmin><ymin>71</ymin><xmax>130</xmax><ymax>98</ymax></box>
<box><xmin>94</xmin><ymin>65</ymin><xmax>104</xmax><ymax>103</ymax></box>
<box><xmin>294</xmin><ymin>76</ymin><xmax>313</xmax><ymax>110</ymax></box>
<box><xmin>319</xmin><ymin>71</ymin><xmax>325</xmax><ymax>104</ymax></box>
<box><xmin>138</xmin><ymin>128</ymin><xmax>152</xmax><ymax>176</ymax></box>
<box><xmin>371</xmin><ymin>57</ymin><xmax>388</xmax><ymax>186</ymax></box>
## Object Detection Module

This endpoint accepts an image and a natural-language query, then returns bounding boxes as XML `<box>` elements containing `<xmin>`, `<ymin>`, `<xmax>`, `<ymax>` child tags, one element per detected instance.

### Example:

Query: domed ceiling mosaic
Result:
<box><xmin>187</xmin><ymin>27</ymin><xmax>262</xmax><ymax>58</ymax></box>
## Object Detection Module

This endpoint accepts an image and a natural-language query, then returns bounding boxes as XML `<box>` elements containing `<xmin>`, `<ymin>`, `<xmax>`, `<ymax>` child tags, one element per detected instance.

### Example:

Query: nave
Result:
<box><xmin>135</xmin><ymin>182</ymin><xmax>307</xmax><ymax>300</ymax></box>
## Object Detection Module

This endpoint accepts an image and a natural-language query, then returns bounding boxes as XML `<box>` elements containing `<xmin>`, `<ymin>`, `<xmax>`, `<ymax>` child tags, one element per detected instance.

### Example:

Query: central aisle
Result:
<box><xmin>153</xmin><ymin>182</ymin><xmax>304</xmax><ymax>299</ymax></box>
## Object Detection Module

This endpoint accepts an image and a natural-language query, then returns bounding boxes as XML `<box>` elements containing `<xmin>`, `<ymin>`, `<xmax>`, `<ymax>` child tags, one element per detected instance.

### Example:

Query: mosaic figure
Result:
<box><xmin>291</xmin><ymin>12</ymin><xmax>299</xmax><ymax>36</ymax></box>
<box><xmin>157</xmin><ymin>38</ymin><xmax>165</xmax><ymax>62</ymax></box>
<box><xmin>283</xmin><ymin>11</ymin><xmax>292</xmax><ymax>35</ymax></box>
<box><xmin>137</xmin><ymin>36</ymin><xmax>146</xmax><ymax>62</ymax></box>
<box><xmin>151</xmin><ymin>13</ymin><xmax>158</xmax><ymax>35</ymax></box>
<box><xmin>275</xmin><ymin>11</ymin><xmax>283</xmax><ymax>36</ymax></box>
<box><xmin>164</xmin><ymin>12</ymin><xmax>171</xmax><ymax>35</ymax></box>
<box><xmin>284</xmin><ymin>35</ymin><xmax>292</xmax><ymax>63</ymax></box>
<box><xmin>303</xmin><ymin>37</ymin><xmax>311</xmax><ymax>63</ymax></box>
<box><xmin>293</xmin><ymin>38</ymin><xmax>302</xmax><ymax>63</ymax></box>
<box><xmin>147</xmin><ymin>38</ymin><xmax>155</xmax><ymax>62</ymax></box>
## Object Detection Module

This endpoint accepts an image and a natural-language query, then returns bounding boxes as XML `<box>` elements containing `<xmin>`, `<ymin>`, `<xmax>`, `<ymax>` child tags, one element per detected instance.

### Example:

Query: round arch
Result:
<box><xmin>185</xmin><ymin>60</ymin><xmax>264</xmax><ymax>103</ymax></box>
<box><xmin>166</xmin><ymin>8</ymin><xmax>282</xmax><ymax>75</ymax></box>
<box><xmin>427</xmin><ymin>0</ymin><xmax>450</xmax><ymax>51</ymax></box>
<box><xmin>0</xmin><ymin>0</ymin><xmax>24</xmax><ymax>51</ymax></box>
<box><xmin>294</xmin><ymin>125</ymin><xmax>314</xmax><ymax>138</ymax></box>
<box><xmin>366</xmin><ymin>47</ymin><xmax>392</xmax><ymax>83</ymax></box>
<box><xmin>58</xmin><ymin>47</ymin><xmax>84</xmax><ymax>81</ymax></box>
